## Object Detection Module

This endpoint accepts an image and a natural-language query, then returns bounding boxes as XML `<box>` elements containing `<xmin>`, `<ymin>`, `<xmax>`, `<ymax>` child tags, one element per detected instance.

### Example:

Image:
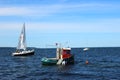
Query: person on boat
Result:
<box><xmin>16</xmin><ymin>50</ymin><xmax>19</xmax><ymax>53</ymax></box>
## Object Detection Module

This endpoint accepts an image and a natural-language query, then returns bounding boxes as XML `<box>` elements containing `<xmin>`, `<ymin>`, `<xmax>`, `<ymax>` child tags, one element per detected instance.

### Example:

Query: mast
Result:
<box><xmin>23</xmin><ymin>23</ymin><xmax>26</xmax><ymax>50</ymax></box>
<box><xmin>17</xmin><ymin>23</ymin><xmax>26</xmax><ymax>50</ymax></box>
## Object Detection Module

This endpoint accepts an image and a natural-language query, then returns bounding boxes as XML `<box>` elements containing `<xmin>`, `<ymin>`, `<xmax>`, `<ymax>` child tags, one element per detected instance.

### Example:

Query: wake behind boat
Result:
<box><xmin>12</xmin><ymin>23</ymin><xmax>34</xmax><ymax>56</ymax></box>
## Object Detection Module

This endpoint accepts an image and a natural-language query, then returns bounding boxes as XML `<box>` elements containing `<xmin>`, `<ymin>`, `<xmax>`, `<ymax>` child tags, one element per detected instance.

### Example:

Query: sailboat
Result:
<box><xmin>12</xmin><ymin>23</ymin><xmax>34</xmax><ymax>56</ymax></box>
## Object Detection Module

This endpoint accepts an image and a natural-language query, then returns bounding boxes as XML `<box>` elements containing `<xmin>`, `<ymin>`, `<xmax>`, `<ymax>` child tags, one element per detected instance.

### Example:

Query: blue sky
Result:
<box><xmin>0</xmin><ymin>0</ymin><xmax>120</xmax><ymax>48</ymax></box>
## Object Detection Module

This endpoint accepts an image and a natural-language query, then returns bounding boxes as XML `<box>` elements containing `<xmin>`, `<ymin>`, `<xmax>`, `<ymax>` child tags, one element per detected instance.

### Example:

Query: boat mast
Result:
<box><xmin>23</xmin><ymin>23</ymin><xmax>26</xmax><ymax>50</ymax></box>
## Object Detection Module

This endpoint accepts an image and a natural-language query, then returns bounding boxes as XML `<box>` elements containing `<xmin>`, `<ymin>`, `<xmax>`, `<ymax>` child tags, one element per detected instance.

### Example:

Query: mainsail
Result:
<box><xmin>17</xmin><ymin>23</ymin><xmax>26</xmax><ymax>50</ymax></box>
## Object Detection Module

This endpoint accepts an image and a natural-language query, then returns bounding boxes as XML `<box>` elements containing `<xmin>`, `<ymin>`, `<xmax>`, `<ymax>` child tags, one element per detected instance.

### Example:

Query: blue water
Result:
<box><xmin>0</xmin><ymin>47</ymin><xmax>120</xmax><ymax>80</ymax></box>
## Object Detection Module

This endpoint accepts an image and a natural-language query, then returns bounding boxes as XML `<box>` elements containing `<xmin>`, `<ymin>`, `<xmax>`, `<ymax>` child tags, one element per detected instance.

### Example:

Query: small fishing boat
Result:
<box><xmin>41</xmin><ymin>44</ymin><xmax>74</xmax><ymax>65</ymax></box>
<box><xmin>83</xmin><ymin>48</ymin><xmax>89</xmax><ymax>51</ymax></box>
<box><xmin>12</xmin><ymin>23</ymin><xmax>34</xmax><ymax>56</ymax></box>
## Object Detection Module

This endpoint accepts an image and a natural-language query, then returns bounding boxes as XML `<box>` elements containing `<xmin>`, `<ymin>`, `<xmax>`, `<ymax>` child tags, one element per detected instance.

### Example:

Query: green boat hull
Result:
<box><xmin>41</xmin><ymin>57</ymin><xmax>58</xmax><ymax>65</ymax></box>
<box><xmin>41</xmin><ymin>55</ymin><xmax>74</xmax><ymax>65</ymax></box>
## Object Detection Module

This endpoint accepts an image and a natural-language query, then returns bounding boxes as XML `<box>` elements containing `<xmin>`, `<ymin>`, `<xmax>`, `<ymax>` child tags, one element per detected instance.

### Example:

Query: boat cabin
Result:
<box><xmin>61</xmin><ymin>48</ymin><xmax>72</xmax><ymax>59</ymax></box>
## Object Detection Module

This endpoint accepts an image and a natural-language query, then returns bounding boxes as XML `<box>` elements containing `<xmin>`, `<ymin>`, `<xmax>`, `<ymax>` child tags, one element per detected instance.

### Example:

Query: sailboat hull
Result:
<box><xmin>12</xmin><ymin>50</ymin><xmax>34</xmax><ymax>56</ymax></box>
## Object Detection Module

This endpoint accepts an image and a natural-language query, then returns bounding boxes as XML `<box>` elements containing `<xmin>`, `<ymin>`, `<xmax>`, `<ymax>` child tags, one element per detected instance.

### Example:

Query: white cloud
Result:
<box><xmin>0</xmin><ymin>3</ymin><xmax>119</xmax><ymax>17</ymax></box>
<box><xmin>0</xmin><ymin>7</ymin><xmax>30</xmax><ymax>16</ymax></box>
<box><xmin>1</xmin><ymin>18</ymin><xmax>120</xmax><ymax>33</ymax></box>
<box><xmin>0</xmin><ymin>5</ymin><xmax>62</xmax><ymax>17</ymax></box>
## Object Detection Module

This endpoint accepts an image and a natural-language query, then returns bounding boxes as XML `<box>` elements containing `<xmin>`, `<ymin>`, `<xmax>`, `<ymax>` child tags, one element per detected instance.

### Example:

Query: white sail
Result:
<box><xmin>17</xmin><ymin>23</ymin><xmax>26</xmax><ymax>50</ymax></box>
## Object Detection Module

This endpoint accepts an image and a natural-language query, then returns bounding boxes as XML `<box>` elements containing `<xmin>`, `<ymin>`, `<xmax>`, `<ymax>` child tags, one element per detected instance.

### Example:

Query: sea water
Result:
<box><xmin>0</xmin><ymin>47</ymin><xmax>120</xmax><ymax>80</ymax></box>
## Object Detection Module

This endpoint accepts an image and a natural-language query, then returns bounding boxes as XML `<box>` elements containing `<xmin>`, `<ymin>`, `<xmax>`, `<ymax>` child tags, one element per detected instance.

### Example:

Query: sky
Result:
<box><xmin>0</xmin><ymin>0</ymin><xmax>120</xmax><ymax>48</ymax></box>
